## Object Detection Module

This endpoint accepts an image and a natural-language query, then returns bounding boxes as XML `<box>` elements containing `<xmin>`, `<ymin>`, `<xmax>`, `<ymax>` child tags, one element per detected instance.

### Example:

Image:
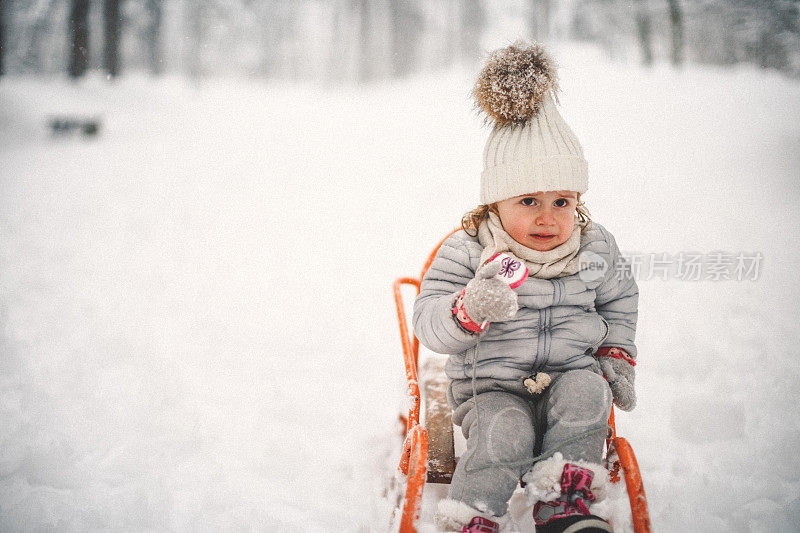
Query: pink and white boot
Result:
<box><xmin>460</xmin><ymin>516</ymin><xmax>499</xmax><ymax>533</ymax></box>
<box><xmin>526</xmin><ymin>456</ymin><xmax>612</xmax><ymax>533</ymax></box>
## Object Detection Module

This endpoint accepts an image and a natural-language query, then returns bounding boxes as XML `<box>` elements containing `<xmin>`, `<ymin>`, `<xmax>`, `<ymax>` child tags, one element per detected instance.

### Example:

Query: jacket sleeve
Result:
<box><xmin>412</xmin><ymin>235</ymin><xmax>482</xmax><ymax>355</ymax></box>
<box><xmin>594</xmin><ymin>226</ymin><xmax>639</xmax><ymax>360</ymax></box>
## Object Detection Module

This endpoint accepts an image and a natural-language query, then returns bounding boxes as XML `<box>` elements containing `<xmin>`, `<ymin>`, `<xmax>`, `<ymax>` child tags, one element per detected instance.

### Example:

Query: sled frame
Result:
<box><xmin>393</xmin><ymin>231</ymin><xmax>651</xmax><ymax>533</ymax></box>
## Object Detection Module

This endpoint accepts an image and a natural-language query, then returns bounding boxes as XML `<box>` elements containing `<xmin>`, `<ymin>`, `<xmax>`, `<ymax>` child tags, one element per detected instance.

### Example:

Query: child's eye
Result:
<box><xmin>554</xmin><ymin>198</ymin><xmax>569</xmax><ymax>208</ymax></box>
<box><xmin>521</xmin><ymin>198</ymin><xmax>536</xmax><ymax>206</ymax></box>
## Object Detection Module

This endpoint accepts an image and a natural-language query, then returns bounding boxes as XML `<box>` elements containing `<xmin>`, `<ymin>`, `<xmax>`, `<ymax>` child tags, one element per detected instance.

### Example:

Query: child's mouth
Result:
<box><xmin>531</xmin><ymin>234</ymin><xmax>555</xmax><ymax>240</ymax></box>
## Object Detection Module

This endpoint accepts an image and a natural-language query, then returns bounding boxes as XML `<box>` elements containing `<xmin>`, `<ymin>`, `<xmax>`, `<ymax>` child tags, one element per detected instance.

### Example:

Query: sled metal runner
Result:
<box><xmin>392</xmin><ymin>232</ymin><xmax>651</xmax><ymax>533</ymax></box>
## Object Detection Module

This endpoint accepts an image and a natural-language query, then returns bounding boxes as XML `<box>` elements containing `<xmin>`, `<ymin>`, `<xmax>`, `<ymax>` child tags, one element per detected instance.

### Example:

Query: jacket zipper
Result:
<box><xmin>534</xmin><ymin>307</ymin><xmax>551</xmax><ymax>370</ymax></box>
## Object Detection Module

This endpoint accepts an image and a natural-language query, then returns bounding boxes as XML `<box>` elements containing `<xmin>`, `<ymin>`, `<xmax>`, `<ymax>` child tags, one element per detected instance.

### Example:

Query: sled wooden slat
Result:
<box><xmin>420</xmin><ymin>356</ymin><xmax>456</xmax><ymax>483</ymax></box>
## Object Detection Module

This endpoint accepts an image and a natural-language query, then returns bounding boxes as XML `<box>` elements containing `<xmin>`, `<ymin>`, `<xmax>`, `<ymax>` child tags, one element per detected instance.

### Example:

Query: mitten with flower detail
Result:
<box><xmin>459</xmin><ymin>262</ymin><xmax>519</xmax><ymax>324</ymax></box>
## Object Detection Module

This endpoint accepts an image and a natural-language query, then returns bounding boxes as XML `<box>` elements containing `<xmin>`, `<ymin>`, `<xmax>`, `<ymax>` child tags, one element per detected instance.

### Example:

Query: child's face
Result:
<box><xmin>495</xmin><ymin>191</ymin><xmax>578</xmax><ymax>251</ymax></box>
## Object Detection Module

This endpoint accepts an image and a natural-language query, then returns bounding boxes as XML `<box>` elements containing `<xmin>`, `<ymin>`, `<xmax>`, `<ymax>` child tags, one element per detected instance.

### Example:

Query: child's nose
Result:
<box><xmin>536</xmin><ymin>207</ymin><xmax>556</xmax><ymax>225</ymax></box>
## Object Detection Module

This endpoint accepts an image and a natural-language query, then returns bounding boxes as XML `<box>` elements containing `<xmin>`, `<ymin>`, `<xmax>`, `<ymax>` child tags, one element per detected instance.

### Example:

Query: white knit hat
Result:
<box><xmin>474</xmin><ymin>41</ymin><xmax>588</xmax><ymax>205</ymax></box>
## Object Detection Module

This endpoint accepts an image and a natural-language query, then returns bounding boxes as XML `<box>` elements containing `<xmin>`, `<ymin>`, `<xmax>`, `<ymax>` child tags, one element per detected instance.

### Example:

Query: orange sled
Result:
<box><xmin>393</xmin><ymin>232</ymin><xmax>651</xmax><ymax>533</ymax></box>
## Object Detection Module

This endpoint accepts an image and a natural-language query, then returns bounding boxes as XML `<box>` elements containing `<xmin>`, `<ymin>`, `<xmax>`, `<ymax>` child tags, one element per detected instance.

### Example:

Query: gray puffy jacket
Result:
<box><xmin>412</xmin><ymin>223</ymin><xmax>638</xmax><ymax>382</ymax></box>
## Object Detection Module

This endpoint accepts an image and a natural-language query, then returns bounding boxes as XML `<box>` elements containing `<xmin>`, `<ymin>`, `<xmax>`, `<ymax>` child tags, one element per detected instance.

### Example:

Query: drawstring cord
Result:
<box><xmin>463</xmin><ymin>334</ymin><xmax>608</xmax><ymax>474</ymax></box>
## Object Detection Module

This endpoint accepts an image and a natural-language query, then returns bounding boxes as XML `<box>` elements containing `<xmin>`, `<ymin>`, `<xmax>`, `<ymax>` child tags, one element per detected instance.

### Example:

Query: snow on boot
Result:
<box><xmin>461</xmin><ymin>516</ymin><xmax>499</xmax><ymax>533</ymax></box>
<box><xmin>533</xmin><ymin>463</ymin><xmax>612</xmax><ymax>533</ymax></box>
<box><xmin>435</xmin><ymin>499</ymin><xmax>506</xmax><ymax>532</ymax></box>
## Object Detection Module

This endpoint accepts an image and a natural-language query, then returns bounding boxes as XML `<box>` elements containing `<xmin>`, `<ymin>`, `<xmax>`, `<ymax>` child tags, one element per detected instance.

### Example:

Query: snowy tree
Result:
<box><xmin>184</xmin><ymin>0</ymin><xmax>207</xmax><ymax>77</ymax></box>
<box><xmin>0</xmin><ymin>0</ymin><xmax>5</xmax><ymax>76</ymax></box>
<box><xmin>571</xmin><ymin>0</ymin><xmax>640</xmax><ymax>62</ymax></box>
<box><xmin>684</xmin><ymin>0</ymin><xmax>800</xmax><ymax>75</ymax></box>
<box><xmin>389</xmin><ymin>0</ymin><xmax>424</xmax><ymax>77</ymax></box>
<box><xmin>68</xmin><ymin>0</ymin><xmax>90</xmax><ymax>77</ymax></box>
<box><xmin>114</xmin><ymin>0</ymin><xmax>163</xmax><ymax>75</ymax></box>
<box><xmin>528</xmin><ymin>0</ymin><xmax>552</xmax><ymax>41</ymax></box>
<box><xmin>145</xmin><ymin>0</ymin><xmax>162</xmax><ymax>74</ymax></box>
<box><xmin>459</xmin><ymin>0</ymin><xmax>485</xmax><ymax>62</ymax></box>
<box><xmin>255</xmin><ymin>1</ymin><xmax>299</xmax><ymax>79</ymax></box>
<box><xmin>356</xmin><ymin>0</ymin><xmax>374</xmax><ymax>82</ymax></box>
<box><xmin>666</xmin><ymin>0</ymin><xmax>684</xmax><ymax>65</ymax></box>
<box><xmin>8</xmin><ymin>0</ymin><xmax>63</xmax><ymax>74</ymax></box>
<box><xmin>103</xmin><ymin>0</ymin><xmax>120</xmax><ymax>77</ymax></box>
<box><xmin>635</xmin><ymin>0</ymin><xmax>654</xmax><ymax>66</ymax></box>
<box><xmin>0</xmin><ymin>0</ymin><xmax>797</xmax><ymax>80</ymax></box>
<box><xmin>746</xmin><ymin>0</ymin><xmax>799</xmax><ymax>71</ymax></box>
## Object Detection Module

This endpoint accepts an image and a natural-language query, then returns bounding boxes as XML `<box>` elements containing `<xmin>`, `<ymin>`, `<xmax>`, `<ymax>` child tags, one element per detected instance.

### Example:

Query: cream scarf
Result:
<box><xmin>477</xmin><ymin>212</ymin><xmax>583</xmax><ymax>279</ymax></box>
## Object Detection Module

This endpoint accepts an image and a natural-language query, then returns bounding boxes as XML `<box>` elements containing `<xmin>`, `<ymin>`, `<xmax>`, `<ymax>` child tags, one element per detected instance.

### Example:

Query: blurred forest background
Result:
<box><xmin>0</xmin><ymin>0</ymin><xmax>799</xmax><ymax>82</ymax></box>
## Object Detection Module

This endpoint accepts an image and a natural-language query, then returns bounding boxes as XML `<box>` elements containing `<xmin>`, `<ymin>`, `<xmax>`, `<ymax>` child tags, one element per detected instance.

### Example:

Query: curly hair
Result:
<box><xmin>461</xmin><ymin>194</ymin><xmax>592</xmax><ymax>237</ymax></box>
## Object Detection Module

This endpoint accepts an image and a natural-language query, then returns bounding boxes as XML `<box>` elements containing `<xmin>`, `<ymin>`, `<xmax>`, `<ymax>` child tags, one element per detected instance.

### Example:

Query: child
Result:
<box><xmin>412</xmin><ymin>41</ymin><xmax>638</xmax><ymax>533</ymax></box>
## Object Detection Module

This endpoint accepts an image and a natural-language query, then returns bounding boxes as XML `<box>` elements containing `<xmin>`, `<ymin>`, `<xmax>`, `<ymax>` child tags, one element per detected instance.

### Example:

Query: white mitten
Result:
<box><xmin>461</xmin><ymin>261</ymin><xmax>519</xmax><ymax>324</ymax></box>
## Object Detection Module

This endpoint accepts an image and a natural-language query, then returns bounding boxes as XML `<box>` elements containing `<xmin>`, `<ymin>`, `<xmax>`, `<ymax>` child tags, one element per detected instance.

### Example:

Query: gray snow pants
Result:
<box><xmin>446</xmin><ymin>369</ymin><xmax>612</xmax><ymax>517</ymax></box>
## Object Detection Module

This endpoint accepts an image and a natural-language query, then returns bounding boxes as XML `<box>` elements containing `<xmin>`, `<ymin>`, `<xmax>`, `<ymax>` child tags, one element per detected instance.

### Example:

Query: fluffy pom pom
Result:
<box><xmin>473</xmin><ymin>40</ymin><xmax>560</xmax><ymax>126</ymax></box>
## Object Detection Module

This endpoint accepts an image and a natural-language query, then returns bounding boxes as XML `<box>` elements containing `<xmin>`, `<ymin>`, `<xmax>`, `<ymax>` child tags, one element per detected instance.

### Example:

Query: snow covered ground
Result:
<box><xmin>1</xmin><ymin>43</ymin><xmax>799</xmax><ymax>531</ymax></box>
